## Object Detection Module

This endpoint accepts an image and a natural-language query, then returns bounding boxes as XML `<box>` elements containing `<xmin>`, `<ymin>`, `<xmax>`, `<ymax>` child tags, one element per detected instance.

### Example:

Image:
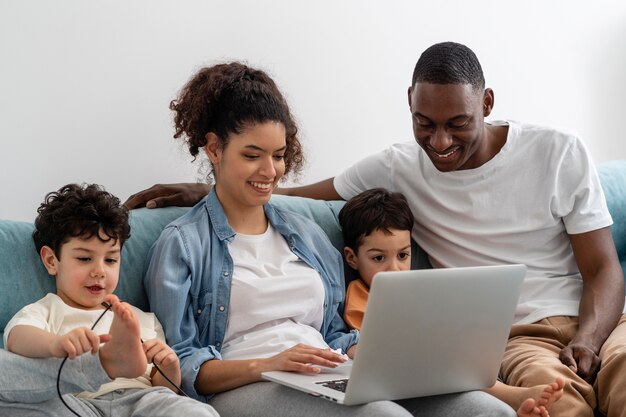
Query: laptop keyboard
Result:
<box><xmin>315</xmin><ymin>379</ymin><xmax>349</xmax><ymax>393</ymax></box>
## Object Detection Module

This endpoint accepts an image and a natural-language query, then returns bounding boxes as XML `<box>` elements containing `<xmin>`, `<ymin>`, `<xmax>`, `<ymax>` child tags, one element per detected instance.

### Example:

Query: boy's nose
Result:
<box><xmin>91</xmin><ymin>265</ymin><xmax>105</xmax><ymax>278</ymax></box>
<box><xmin>388</xmin><ymin>260</ymin><xmax>403</xmax><ymax>271</ymax></box>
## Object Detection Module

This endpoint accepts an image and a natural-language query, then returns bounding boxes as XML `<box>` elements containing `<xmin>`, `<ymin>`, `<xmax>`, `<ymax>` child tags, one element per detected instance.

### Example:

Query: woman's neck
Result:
<box><xmin>215</xmin><ymin>188</ymin><xmax>268</xmax><ymax>235</ymax></box>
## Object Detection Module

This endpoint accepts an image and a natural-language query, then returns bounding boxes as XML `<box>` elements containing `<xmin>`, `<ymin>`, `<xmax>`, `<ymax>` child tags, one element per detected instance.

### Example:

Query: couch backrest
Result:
<box><xmin>2</xmin><ymin>163</ymin><xmax>626</xmax><ymax>348</ymax></box>
<box><xmin>598</xmin><ymin>160</ymin><xmax>626</xmax><ymax>277</ymax></box>
<box><xmin>0</xmin><ymin>196</ymin><xmax>358</xmax><ymax>347</ymax></box>
<box><xmin>0</xmin><ymin>207</ymin><xmax>190</xmax><ymax>348</ymax></box>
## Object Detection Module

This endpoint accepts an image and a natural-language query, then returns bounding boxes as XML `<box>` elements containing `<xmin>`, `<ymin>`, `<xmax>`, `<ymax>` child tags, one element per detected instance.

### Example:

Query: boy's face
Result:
<box><xmin>344</xmin><ymin>228</ymin><xmax>411</xmax><ymax>288</ymax></box>
<box><xmin>40</xmin><ymin>231</ymin><xmax>121</xmax><ymax>310</ymax></box>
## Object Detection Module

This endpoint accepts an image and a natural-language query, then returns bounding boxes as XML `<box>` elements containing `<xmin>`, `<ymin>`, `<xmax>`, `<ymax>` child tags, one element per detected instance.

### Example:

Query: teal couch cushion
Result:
<box><xmin>598</xmin><ymin>160</ymin><xmax>626</xmax><ymax>279</ymax></box>
<box><xmin>0</xmin><ymin>207</ymin><xmax>189</xmax><ymax>348</ymax></box>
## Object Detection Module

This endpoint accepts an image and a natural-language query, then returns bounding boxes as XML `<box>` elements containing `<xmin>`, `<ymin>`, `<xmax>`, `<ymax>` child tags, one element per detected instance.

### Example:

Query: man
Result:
<box><xmin>126</xmin><ymin>42</ymin><xmax>626</xmax><ymax>417</ymax></box>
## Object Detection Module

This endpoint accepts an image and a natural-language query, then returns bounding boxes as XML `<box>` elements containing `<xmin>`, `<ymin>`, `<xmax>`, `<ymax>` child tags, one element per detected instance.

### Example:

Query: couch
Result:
<box><xmin>2</xmin><ymin>160</ymin><xmax>626</xmax><ymax>348</ymax></box>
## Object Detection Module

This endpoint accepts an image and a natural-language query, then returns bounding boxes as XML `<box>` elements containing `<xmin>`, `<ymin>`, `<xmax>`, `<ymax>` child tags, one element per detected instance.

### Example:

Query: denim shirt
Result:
<box><xmin>144</xmin><ymin>190</ymin><xmax>359</xmax><ymax>401</ymax></box>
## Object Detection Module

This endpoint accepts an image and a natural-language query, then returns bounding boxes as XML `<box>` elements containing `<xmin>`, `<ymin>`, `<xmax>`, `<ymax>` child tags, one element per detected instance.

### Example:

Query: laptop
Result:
<box><xmin>262</xmin><ymin>264</ymin><xmax>526</xmax><ymax>405</ymax></box>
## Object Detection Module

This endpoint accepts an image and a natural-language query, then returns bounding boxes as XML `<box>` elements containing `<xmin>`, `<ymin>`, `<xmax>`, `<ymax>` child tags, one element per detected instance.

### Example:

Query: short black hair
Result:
<box><xmin>411</xmin><ymin>42</ymin><xmax>485</xmax><ymax>91</ymax></box>
<box><xmin>33</xmin><ymin>183</ymin><xmax>131</xmax><ymax>259</ymax></box>
<box><xmin>338</xmin><ymin>188</ymin><xmax>414</xmax><ymax>251</ymax></box>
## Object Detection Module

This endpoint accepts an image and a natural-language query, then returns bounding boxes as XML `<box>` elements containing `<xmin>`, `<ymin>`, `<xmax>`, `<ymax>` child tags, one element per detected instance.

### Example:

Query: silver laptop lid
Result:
<box><xmin>344</xmin><ymin>264</ymin><xmax>526</xmax><ymax>405</ymax></box>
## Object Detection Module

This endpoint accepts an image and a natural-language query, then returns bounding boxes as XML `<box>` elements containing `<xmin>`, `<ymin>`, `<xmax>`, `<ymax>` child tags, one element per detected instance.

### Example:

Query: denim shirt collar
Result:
<box><xmin>204</xmin><ymin>188</ymin><xmax>297</xmax><ymax>244</ymax></box>
<box><xmin>204</xmin><ymin>189</ymin><xmax>236</xmax><ymax>241</ymax></box>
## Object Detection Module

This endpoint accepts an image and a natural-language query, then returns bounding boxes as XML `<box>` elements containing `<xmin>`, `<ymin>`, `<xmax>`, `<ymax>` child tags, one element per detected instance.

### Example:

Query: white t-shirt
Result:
<box><xmin>334</xmin><ymin>120</ymin><xmax>618</xmax><ymax>324</ymax></box>
<box><xmin>221</xmin><ymin>223</ymin><xmax>327</xmax><ymax>360</ymax></box>
<box><xmin>3</xmin><ymin>293</ymin><xmax>163</xmax><ymax>398</ymax></box>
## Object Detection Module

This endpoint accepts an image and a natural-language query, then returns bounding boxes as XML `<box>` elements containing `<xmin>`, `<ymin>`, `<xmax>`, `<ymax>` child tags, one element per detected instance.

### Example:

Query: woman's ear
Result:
<box><xmin>343</xmin><ymin>247</ymin><xmax>359</xmax><ymax>270</ymax></box>
<box><xmin>204</xmin><ymin>132</ymin><xmax>221</xmax><ymax>164</ymax></box>
<box><xmin>40</xmin><ymin>246</ymin><xmax>58</xmax><ymax>276</ymax></box>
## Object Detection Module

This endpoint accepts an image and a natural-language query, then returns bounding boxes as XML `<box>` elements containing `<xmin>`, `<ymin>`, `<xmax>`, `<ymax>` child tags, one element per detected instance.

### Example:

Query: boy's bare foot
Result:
<box><xmin>99</xmin><ymin>295</ymin><xmax>146</xmax><ymax>379</ymax></box>
<box><xmin>518</xmin><ymin>398</ymin><xmax>548</xmax><ymax>417</ymax></box>
<box><xmin>536</xmin><ymin>377</ymin><xmax>564</xmax><ymax>410</ymax></box>
<box><xmin>516</xmin><ymin>378</ymin><xmax>565</xmax><ymax>417</ymax></box>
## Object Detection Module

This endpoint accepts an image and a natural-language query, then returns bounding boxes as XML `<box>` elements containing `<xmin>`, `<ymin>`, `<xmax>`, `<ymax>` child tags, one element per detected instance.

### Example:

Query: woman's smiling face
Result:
<box><xmin>207</xmin><ymin>121</ymin><xmax>287</xmax><ymax>211</ymax></box>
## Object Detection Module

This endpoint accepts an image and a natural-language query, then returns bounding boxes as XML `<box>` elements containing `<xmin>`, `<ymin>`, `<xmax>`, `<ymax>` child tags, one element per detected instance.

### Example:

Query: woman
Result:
<box><xmin>143</xmin><ymin>62</ymin><xmax>515</xmax><ymax>417</ymax></box>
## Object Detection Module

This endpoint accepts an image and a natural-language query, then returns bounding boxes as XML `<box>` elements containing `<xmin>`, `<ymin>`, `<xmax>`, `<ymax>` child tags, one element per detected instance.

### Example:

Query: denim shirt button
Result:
<box><xmin>197</xmin><ymin>309</ymin><xmax>202</xmax><ymax>314</ymax></box>
<box><xmin>219</xmin><ymin>305</ymin><xmax>225</xmax><ymax>312</ymax></box>
<box><xmin>223</xmin><ymin>272</ymin><xmax>229</xmax><ymax>276</ymax></box>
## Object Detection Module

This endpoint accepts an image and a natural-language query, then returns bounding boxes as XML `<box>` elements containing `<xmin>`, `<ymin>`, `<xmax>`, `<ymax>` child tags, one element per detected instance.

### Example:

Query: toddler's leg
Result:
<box><xmin>0</xmin><ymin>395</ymin><xmax>99</xmax><ymax>417</ymax></box>
<box><xmin>397</xmin><ymin>390</ymin><xmax>517</xmax><ymax>417</ymax></box>
<box><xmin>485</xmin><ymin>378</ymin><xmax>564</xmax><ymax>416</ymax></box>
<box><xmin>0</xmin><ymin>348</ymin><xmax>110</xmax><ymax>403</ymax></box>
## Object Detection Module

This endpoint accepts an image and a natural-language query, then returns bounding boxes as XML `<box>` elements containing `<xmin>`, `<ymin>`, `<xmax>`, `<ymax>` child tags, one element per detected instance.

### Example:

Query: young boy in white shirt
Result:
<box><xmin>337</xmin><ymin>188</ymin><xmax>564</xmax><ymax>417</ymax></box>
<box><xmin>1</xmin><ymin>183</ymin><xmax>218</xmax><ymax>417</ymax></box>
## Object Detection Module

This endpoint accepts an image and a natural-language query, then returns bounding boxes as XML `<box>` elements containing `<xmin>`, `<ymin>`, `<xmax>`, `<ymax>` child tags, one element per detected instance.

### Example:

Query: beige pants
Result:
<box><xmin>501</xmin><ymin>314</ymin><xmax>626</xmax><ymax>417</ymax></box>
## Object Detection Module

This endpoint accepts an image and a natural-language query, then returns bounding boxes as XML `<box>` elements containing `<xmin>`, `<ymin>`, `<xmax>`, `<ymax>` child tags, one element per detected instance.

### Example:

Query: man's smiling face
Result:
<box><xmin>408</xmin><ymin>82</ymin><xmax>493</xmax><ymax>172</ymax></box>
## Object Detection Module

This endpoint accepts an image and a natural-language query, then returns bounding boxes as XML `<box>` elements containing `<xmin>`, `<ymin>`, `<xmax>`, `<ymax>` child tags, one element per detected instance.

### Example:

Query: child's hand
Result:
<box><xmin>143</xmin><ymin>338</ymin><xmax>182</xmax><ymax>391</ymax></box>
<box><xmin>51</xmin><ymin>327</ymin><xmax>111</xmax><ymax>359</ymax></box>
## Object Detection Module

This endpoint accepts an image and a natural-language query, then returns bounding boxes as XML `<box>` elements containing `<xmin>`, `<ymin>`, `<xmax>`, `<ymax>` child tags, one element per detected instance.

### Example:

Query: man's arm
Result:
<box><xmin>559</xmin><ymin>226</ymin><xmax>625</xmax><ymax>382</ymax></box>
<box><xmin>123</xmin><ymin>178</ymin><xmax>343</xmax><ymax>209</ymax></box>
<box><xmin>277</xmin><ymin>178</ymin><xmax>342</xmax><ymax>200</ymax></box>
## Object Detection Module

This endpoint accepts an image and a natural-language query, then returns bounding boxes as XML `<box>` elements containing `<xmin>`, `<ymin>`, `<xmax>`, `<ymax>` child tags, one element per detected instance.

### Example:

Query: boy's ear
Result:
<box><xmin>343</xmin><ymin>247</ymin><xmax>359</xmax><ymax>270</ymax></box>
<box><xmin>40</xmin><ymin>246</ymin><xmax>58</xmax><ymax>276</ymax></box>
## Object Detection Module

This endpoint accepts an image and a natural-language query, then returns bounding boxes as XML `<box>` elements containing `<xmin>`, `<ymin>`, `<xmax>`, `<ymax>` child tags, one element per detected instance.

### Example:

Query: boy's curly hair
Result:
<box><xmin>33</xmin><ymin>183</ymin><xmax>131</xmax><ymax>259</ymax></box>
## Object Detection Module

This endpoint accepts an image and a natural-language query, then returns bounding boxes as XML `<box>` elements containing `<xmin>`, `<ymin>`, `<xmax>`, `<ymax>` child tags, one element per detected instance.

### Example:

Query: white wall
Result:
<box><xmin>1</xmin><ymin>0</ymin><xmax>625</xmax><ymax>221</ymax></box>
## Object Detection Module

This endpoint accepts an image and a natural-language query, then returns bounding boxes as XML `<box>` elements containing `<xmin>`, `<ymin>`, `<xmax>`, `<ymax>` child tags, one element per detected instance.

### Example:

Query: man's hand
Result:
<box><xmin>559</xmin><ymin>340</ymin><xmax>601</xmax><ymax>383</ymax></box>
<box><xmin>123</xmin><ymin>183</ymin><xmax>211</xmax><ymax>210</ymax></box>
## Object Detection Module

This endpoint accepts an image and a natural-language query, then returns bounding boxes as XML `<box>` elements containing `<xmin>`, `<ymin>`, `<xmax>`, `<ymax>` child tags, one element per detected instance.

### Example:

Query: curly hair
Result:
<box><xmin>33</xmin><ymin>183</ymin><xmax>131</xmax><ymax>259</ymax></box>
<box><xmin>412</xmin><ymin>42</ymin><xmax>485</xmax><ymax>91</ymax></box>
<box><xmin>170</xmin><ymin>62</ymin><xmax>304</xmax><ymax>180</ymax></box>
<box><xmin>338</xmin><ymin>188</ymin><xmax>414</xmax><ymax>251</ymax></box>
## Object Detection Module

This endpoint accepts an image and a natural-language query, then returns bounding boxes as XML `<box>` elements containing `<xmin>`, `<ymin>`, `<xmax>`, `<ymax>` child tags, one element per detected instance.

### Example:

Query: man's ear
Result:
<box><xmin>483</xmin><ymin>88</ymin><xmax>495</xmax><ymax>117</ymax></box>
<box><xmin>204</xmin><ymin>132</ymin><xmax>221</xmax><ymax>164</ymax></box>
<box><xmin>343</xmin><ymin>247</ymin><xmax>359</xmax><ymax>270</ymax></box>
<box><xmin>40</xmin><ymin>246</ymin><xmax>58</xmax><ymax>276</ymax></box>
<box><xmin>407</xmin><ymin>86</ymin><xmax>413</xmax><ymax>108</ymax></box>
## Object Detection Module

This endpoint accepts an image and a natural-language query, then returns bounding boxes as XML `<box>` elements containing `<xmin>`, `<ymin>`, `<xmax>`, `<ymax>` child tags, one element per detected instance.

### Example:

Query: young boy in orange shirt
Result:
<box><xmin>338</xmin><ymin>188</ymin><xmax>413</xmax><ymax>331</ymax></box>
<box><xmin>337</xmin><ymin>188</ymin><xmax>564</xmax><ymax>417</ymax></box>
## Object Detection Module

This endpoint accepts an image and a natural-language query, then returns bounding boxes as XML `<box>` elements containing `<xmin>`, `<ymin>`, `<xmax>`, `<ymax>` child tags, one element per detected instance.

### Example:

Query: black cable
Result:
<box><xmin>143</xmin><ymin>343</ymin><xmax>191</xmax><ymax>398</ymax></box>
<box><xmin>56</xmin><ymin>301</ymin><xmax>190</xmax><ymax>417</ymax></box>
<box><xmin>57</xmin><ymin>302</ymin><xmax>111</xmax><ymax>417</ymax></box>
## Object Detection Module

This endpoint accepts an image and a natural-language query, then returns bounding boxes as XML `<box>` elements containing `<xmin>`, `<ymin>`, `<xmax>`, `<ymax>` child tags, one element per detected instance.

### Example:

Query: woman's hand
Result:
<box><xmin>256</xmin><ymin>343</ymin><xmax>348</xmax><ymax>375</ymax></box>
<box><xmin>123</xmin><ymin>183</ymin><xmax>211</xmax><ymax>209</ymax></box>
